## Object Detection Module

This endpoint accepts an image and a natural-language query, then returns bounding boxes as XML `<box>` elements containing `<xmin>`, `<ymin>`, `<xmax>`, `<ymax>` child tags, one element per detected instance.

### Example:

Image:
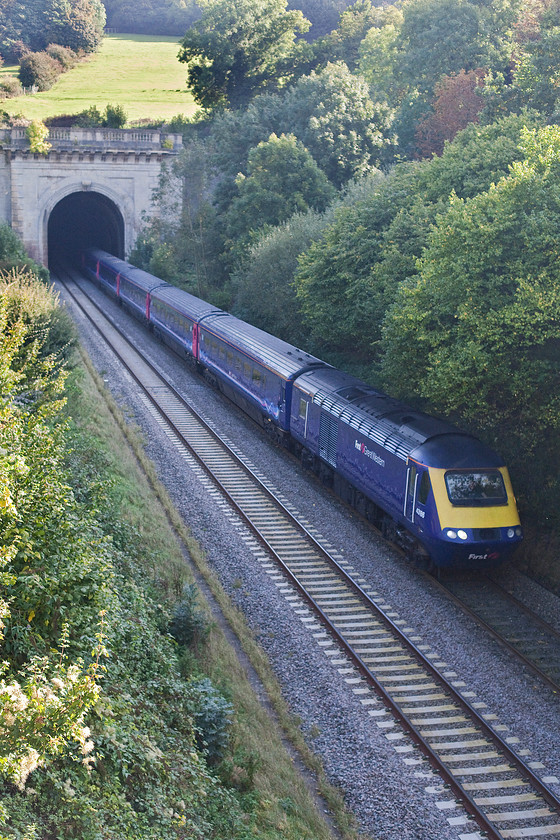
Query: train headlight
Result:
<box><xmin>507</xmin><ymin>528</ymin><xmax>516</xmax><ymax>539</ymax></box>
<box><xmin>516</xmin><ymin>527</ymin><xmax>522</xmax><ymax>537</ymax></box>
<box><xmin>446</xmin><ymin>530</ymin><xmax>457</xmax><ymax>539</ymax></box>
<box><xmin>457</xmin><ymin>530</ymin><xmax>468</xmax><ymax>540</ymax></box>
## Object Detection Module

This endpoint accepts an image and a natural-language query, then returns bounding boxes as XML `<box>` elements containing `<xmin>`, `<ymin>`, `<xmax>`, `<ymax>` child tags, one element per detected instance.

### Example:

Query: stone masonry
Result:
<box><xmin>0</xmin><ymin>127</ymin><xmax>182</xmax><ymax>264</ymax></box>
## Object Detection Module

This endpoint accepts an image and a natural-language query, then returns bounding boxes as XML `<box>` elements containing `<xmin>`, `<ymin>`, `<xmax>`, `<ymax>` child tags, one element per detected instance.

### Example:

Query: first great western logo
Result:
<box><xmin>355</xmin><ymin>439</ymin><xmax>385</xmax><ymax>468</ymax></box>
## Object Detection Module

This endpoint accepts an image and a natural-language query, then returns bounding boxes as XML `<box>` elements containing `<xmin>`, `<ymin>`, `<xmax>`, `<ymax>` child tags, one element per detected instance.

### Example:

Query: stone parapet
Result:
<box><xmin>0</xmin><ymin>127</ymin><xmax>183</xmax><ymax>152</ymax></box>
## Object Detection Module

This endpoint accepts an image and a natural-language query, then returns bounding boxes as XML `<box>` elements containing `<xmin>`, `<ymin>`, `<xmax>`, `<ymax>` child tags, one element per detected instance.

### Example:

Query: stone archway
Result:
<box><xmin>47</xmin><ymin>190</ymin><xmax>125</xmax><ymax>266</ymax></box>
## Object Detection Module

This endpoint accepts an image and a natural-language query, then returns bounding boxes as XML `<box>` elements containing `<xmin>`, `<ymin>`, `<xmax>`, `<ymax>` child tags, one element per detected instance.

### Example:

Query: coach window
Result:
<box><xmin>252</xmin><ymin>368</ymin><xmax>261</xmax><ymax>384</ymax></box>
<box><xmin>244</xmin><ymin>362</ymin><xmax>251</xmax><ymax>379</ymax></box>
<box><xmin>418</xmin><ymin>471</ymin><xmax>431</xmax><ymax>505</ymax></box>
<box><xmin>299</xmin><ymin>398</ymin><xmax>307</xmax><ymax>419</ymax></box>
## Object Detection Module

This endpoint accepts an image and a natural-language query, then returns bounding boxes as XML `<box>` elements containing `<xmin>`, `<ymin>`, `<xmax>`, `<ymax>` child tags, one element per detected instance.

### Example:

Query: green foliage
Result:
<box><xmin>514</xmin><ymin>26</ymin><xmax>560</xmax><ymax>116</ymax></box>
<box><xmin>103</xmin><ymin>0</ymin><xmax>201</xmax><ymax>35</ymax></box>
<box><xmin>358</xmin><ymin>7</ymin><xmax>404</xmax><ymax>103</ymax></box>
<box><xmin>0</xmin><ymin>75</ymin><xmax>23</xmax><ymax>99</ymax></box>
<box><xmin>46</xmin><ymin>43</ymin><xmax>79</xmax><ymax>69</ymax></box>
<box><xmin>45</xmin><ymin>0</ymin><xmax>106</xmax><ymax>54</ymax></box>
<box><xmin>75</xmin><ymin>104</ymin><xmax>103</xmax><ymax>126</ymax></box>
<box><xmin>178</xmin><ymin>0</ymin><xmax>311</xmax><ymax>109</ymax></box>
<box><xmin>231</xmin><ymin>207</ymin><xmax>336</xmax><ymax>344</ymax></box>
<box><xmin>103</xmin><ymin>102</ymin><xmax>127</xmax><ymax>128</ymax></box>
<box><xmin>396</xmin><ymin>0</ymin><xmax>518</xmax><ymax>96</ymax></box>
<box><xmin>315</xmin><ymin>0</ymin><xmax>396</xmax><ymax>71</ymax></box>
<box><xmin>1</xmin><ymin>0</ymin><xmax>104</xmax><ymax>61</ymax></box>
<box><xmin>169</xmin><ymin>583</ymin><xmax>210</xmax><ymax>648</ymax></box>
<box><xmin>380</xmin><ymin>125</ymin><xmax>560</xmax><ymax>525</ymax></box>
<box><xmin>280</xmin><ymin>61</ymin><xmax>395</xmax><ymax>185</ymax></box>
<box><xmin>225</xmin><ymin>133</ymin><xmax>336</xmax><ymax>255</ymax></box>
<box><xmin>189</xmin><ymin>677</ymin><xmax>234</xmax><ymax>764</ymax></box>
<box><xmin>0</xmin><ymin>265</ymin><xmax>257</xmax><ymax>838</ymax></box>
<box><xmin>0</xmin><ymin>225</ymin><xmax>27</xmax><ymax>263</ymax></box>
<box><xmin>26</xmin><ymin>119</ymin><xmax>52</xmax><ymax>153</ymax></box>
<box><xmin>293</xmin><ymin>113</ymin><xmax>540</xmax><ymax>365</ymax></box>
<box><xmin>19</xmin><ymin>52</ymin><xmax>61</xmax><ymax>92</ymax></box>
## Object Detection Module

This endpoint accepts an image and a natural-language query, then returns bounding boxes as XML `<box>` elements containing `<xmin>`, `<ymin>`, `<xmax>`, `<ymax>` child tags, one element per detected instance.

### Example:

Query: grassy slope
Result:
<box><xmin>2</xmin><ymin>34</ymin><xmax>197</xmax><ymax>122</ymax></box>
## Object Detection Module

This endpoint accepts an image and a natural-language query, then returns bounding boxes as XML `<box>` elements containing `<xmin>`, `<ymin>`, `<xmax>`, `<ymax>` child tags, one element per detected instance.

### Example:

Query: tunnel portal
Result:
<box><xmin>48</xmin><ymin>191</ymin><xmax>125</xmax><ymax>267</ymax></box>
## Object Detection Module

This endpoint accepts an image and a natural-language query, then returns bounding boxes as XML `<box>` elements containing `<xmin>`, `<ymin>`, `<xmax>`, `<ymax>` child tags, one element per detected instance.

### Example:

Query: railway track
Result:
<box><xmin>437</xmin><ymin>574</ymin><xmax>560</xmax><ymax>693</ymax></box>
<box><xmin>56</xmin><ymin>265</ymin><xmax>560</xmax><ymax>840</ymax></box>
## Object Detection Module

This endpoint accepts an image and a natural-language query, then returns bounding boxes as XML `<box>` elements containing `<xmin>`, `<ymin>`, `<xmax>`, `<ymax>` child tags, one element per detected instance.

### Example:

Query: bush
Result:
<box><xmin>189</xmin><ymin>677</ymin><xmax>233</xmax><ymax>763</ymax></box>
<box><xmin>46</xmin><ymin>43</ymin><xmax>78</xmax><ymax>69</ymax></box>
<box><xmin>103</xmin><ymin>103</ymin><xmax>127</xmax><ymax>128</ymax></box>
<box><xmin>19</xmin><ymin>51</ymin><xmax>62</xmax><ymax>91</ymax></box>
<box><xmin>169</xmin><ymin>583</ymin><xmax>210</xmax><ymax>647</ymax></box>
<box><xmin>0</xmin><ymin>75</ymin><xmax>23</xmax><ymax>98</ymax></box>
<box><xmin>75</xmin><ymin>105</ymin><xmax>103</xmax><ymax>126</ymax></box>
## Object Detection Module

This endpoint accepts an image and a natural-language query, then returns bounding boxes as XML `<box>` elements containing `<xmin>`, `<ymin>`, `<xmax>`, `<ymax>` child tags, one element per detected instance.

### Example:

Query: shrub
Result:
<box><xmin>103</xmin><ymin>103</ymin><xmax>127</xmax><ymax>128</ymax></box>
<box><xmin>75</xmin><ymin>105</ymin><xmax>103</xmax><ymax>127</ymax></box>
<box><xmin>19</xmin><ymin>51</ymin><xmax>61</xmax><ymax>92</ymax></box>
<box><xmin>46</xmin><ymin>43</ymin><xmax>78</xmax><ymax>69</ymax></box>
<box><xmin>26</xmin><ymin>120</ymin><xmax>51</xmax><ymax>155</ymax></box>
<box><xmin>189</xmin><ymin>677</ymin><xmax>233</xmax><ymax>763</ymax></box>
<box><xmin>169</xmin><ymin>583</ymin><xmax>210</xmax><ymax>648</ymax></box>
<box><xmin>0</xmin><ymin>75</ymin><xmax>23</xmax><ymax>99</ymax></box>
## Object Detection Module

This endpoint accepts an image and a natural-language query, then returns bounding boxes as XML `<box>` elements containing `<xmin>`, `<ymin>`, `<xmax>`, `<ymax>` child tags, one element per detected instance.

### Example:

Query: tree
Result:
<box><xmin>396</xmin><ymin>0</ymin><xmax>517</xmax><ymax>96</ymax></box>
<box><xmin>282</xmin><ymin>61</ymin><xmax>395</xmax><ymax>185</ymax></box>
<box><xmin>225</xmin><ymin>133</ymin><xmax>336</xmax><ymax>255</ymax></box>
<box><xmin>231</xmin><ymin>206</ymin><xmax>336</xmax><ymax>344</ymax></box>
<box><xmin>1</xmin><ymin>0</ymin><xmax>104</xmax><ymax>58</ymax></box>
<box><xmin>0</xmin><ymin>0</ymin><xmax>48</xmax><ymax>59</ymax></box>
<box><xmin>513</xmin><ymin>26</ymin><xmax>560</xmax><ymax>115</ymax></box>
<box><xmin>45</xmin><ymin>0</ymin><xmax>105</xmax><ymax>53</ymax></box>
<box><xmin>380</xmin><ymin>125</ymin><xmax>560</xmax><ymax>523</ymax></box>
<box><xmin>177</xmin><ymin>0</ymin><xmax>310</xmax><ymax>109</ymax></box>
<box><xmin>103</xmin><ymin>0</ymin><xmax>200</xmax><ymax>35</ymax></box>
<box><xmin>293</xmin><ymin>113</ymin><xmax>541</xmax><ymax>367</ymax></box>
<box><xmin>315</xmin><ymin>0</ymin><xmax>395</xmax><ymax>71</ymax></box>
<box><xmin>415</xmin><ymin>69</ymin><xmax>486</xmax><ymax>157</ymax></box>
<box><xmin>358</xmin><ymin>6</ymin><xmax>404</xmax><ymax>103</ymax></box>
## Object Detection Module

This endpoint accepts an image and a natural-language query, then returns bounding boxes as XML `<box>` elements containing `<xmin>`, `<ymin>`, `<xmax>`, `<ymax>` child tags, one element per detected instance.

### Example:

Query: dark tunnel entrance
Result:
<box><xmin>48</xmin><ymin>191</ymin><xmax>125</xmax><ymax>267</ymax></box>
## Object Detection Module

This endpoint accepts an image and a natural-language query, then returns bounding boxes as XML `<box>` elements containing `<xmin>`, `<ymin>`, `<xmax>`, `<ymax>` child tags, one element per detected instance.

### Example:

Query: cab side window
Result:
<box><xmin>418</xmin><ymin>471</ymin><xmax>431</xmax><ymax>505</ymax></box>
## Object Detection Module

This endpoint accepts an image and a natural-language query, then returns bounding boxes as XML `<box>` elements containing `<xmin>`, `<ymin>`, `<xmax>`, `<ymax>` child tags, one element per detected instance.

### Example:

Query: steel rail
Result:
<box><xmin>432</xmin><ymin>573</ymin><xmax>560</xmax><ymax>694</ymax></box>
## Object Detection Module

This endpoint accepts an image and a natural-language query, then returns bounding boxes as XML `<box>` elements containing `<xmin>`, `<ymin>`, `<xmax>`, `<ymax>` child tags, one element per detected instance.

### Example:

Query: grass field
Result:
<box><xmin>1</xmin><ymin>34</ymin><xmax>197</xmax><ymax>123</ymax></box>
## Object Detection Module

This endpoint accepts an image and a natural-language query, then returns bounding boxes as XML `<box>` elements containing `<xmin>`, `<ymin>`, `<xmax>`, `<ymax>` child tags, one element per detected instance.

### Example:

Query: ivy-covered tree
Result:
<box><xmin>178</xmin><ymin>0</ymin><xmax>310</xmax><ymax>109</ymax></box>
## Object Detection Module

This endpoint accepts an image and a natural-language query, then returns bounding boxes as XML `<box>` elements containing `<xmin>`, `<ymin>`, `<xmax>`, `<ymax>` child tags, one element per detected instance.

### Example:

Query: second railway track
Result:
<box><xmin>56</xmin><ymin>264</ymin><xmax>560</xmax><ymax>840</ymax></box>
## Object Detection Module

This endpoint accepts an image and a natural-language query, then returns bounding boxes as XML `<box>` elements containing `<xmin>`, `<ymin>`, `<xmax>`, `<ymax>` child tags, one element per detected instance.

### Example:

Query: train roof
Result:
<box><xmin>294</xmin><ymin>367</ymin><xmax>504</xmax><ymax>466</ymax></box>
<box><xmin>200</xmin><ymin>312</ymin><xmax>328</xmax><ymax>380</ymax></box>
<box><xmin>87</xmin><ymin>249</ymin><xmax>168</xmax><ymax>294</ymax></box>
<box><xmin>150</xmin><ymin>284</ymin><xmax>223</xmax><ymax>321</ymax></box>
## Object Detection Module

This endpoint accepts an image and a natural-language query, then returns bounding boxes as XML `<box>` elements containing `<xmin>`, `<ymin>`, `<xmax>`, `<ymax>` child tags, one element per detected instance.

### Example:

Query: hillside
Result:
<box><xmin>1</xmin><ymin>34</ymin><xmax>197</xmax><ymax>123</ymax></box>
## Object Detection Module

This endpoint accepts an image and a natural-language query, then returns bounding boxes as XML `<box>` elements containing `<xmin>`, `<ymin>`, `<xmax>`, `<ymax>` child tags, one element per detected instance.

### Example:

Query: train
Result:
<box><xmin>82</xmin><ymin>248</ymin><xmax>523</xmax><ymax>570</ymax></box>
